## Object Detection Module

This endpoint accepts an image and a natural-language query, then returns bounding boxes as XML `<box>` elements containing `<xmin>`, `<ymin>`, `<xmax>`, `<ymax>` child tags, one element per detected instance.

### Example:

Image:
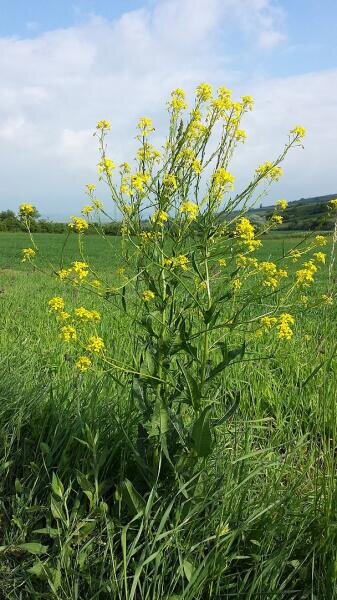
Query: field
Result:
<box><xmin>1</xmin><ymin>231</ymin><xmax>337</xmax><ymax>599</ymax></box>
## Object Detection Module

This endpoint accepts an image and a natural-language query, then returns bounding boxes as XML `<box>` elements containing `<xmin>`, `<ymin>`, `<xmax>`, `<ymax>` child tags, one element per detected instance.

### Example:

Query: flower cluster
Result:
<box><xmin>68</xmin><ymin>216</ymin><xmax>89</xmax><ymax>234</ymax></box>
<box><xmin>168</xmin><ymin>88</ymin><xmax>187</xmax><ymax>112</ymax></box>
<box><xmin>164</xmin><ymin>254</ymin><xmax>189</xmax><ymax>270</ymax></box>
<box><xmin>235</xmin><ymin>218</ymin><xmax>262</xmax><ymax>251</ymax></box>
<box><xmin>141</xmin><ymin>290</ymin><xmax>155</xmax><ymax>302</ymax></box>
<box><xmin>258</xmin><ymin>261</ymin><xmax>288</xmax><ymax>289</ymax></box>
<box><xmin>74</xmin><ymin>307</ymin><xmax>101</xmax><ymax>321</ymax></box>
<box><xmin>255</xmin><ymin>162</ymin><xmax>283</xmax><ymax>181</ymax></box>
<box><xmin>22</xmin><ymin>248</ymin><xmax>36</xmax><ymax>262</ymax></box>
<box><xmin>96</xmin><ymin>120</ymin><xmax>111</xmax><ymax>130</ymax></box>
<box><xmin>260</xmin><ymin>313</ymin><xmax>295</xmax><ymax>339</ymax></box>
<box><xmin>19</xmin><ymin>203</ymin><xmax>36</xmax><ymax>217</ymax></box>
<box><xmin>98</xmin><ymin>157</ymin><xmax>115</xmax><ymax>176</ymax></box>
<box><xmin>179</xmin><ymin>201</ymin><xmax>199</xmax><ymax>220</ymax></box>
<box><xmin>296</xmin><ymin>260</ymin><xmax>318</xmax><ymax>287</ymax></box>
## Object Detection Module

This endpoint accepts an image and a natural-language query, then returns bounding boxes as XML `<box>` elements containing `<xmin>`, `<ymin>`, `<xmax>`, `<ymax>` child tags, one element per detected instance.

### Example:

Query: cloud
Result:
<box><xmin>0</xmin><ymin>0</ymin><xmax>335</xmax><ymax>218</ymax></box>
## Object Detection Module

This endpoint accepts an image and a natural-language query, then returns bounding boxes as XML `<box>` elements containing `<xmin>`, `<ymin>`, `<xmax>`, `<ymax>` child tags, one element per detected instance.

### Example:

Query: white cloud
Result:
<box><xmin>0</xmin><ymin>0</ymin><xmax>335</xmax><ymax>218</ymax></box>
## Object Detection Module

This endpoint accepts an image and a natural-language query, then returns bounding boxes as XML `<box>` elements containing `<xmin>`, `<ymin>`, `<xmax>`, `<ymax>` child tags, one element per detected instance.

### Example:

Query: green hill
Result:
<box><xmin>246</xmin><ymin>193</ymin><xmax>337</xmax><ymax>231</ymax></box>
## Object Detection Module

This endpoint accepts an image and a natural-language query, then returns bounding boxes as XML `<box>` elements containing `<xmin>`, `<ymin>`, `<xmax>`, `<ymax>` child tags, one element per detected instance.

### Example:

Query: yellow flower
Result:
<box><xmin>213</xmin><ymin>168</ymin><xmax>235</xmax><ymax>191</ymax></box>
<box><xmin>60</xmin><ymin>325</ymin><xmax>77</xmax><ymax>342</ymax></box>
<box><xmin>232</xmin><ymin>278</ymin><xmax>242</xmax><ymax>291</ymax></box>
<box><xmin>48</xmin><ymin>297</ymin><xmax>65</xmax><ymax>311</ymax></box>
<box><xmin>255</xmin><ymin>162</ymin><xmax>283</xmax><ymax>181</ymax></box>
<box><xmin>289</xmin><ymin>249</ymin><xmax>301</xmax><ymax>262</ymax></box>
<box><xmin>296</xmin><ymin>260</ymin><xmax>317</xmax><ymax>286</ymax></box>
<box><xmin>260</xmin><ymin>316</ymin><xmax>278</xmax><ymax>329</ymax></box>
<box><xmin>97</xmin><ymin>157</ymin><xmax>115</xmax><ymax>176</ymax></box>
<box><xmin>137</xmin><ymin>143</ymin><xmax>161</xmax><ymax>163</ymax></box>
<box><xmin>165</xmin><ymin>254</ymin><xmax>189</xmax><ymax>270</ymax></box>
<box><xmin>179</xmin><ymin>201</ymin><xmax>199</xmax><ymax>220</ymax></box>
<box><xmin>81</xmin><ymin>205</ymin><xmax>94</xmax><ymax>216</ymax></box>
<box><xmin>168</xmin><ymin>88</ymin><xmax>187</xmax><ymax>111</ymax></box>
<box><xmin>57</xmin><ymin>268</ymin><xmax>72</xmax><ymax>280</ymax></box>
<box><xmin>151</xmin><ymin>210</ymin><xmax>168</xmax><ymax>225</ymax></box>
<box><xmin>91</xmin><ymin>279</ymin><xmax>102</xmax><ymax>288</ymax></box>
<box><xmin>58</xmin><ymin>311</ymin><xmax>70</xmax><ymax>321</ymax></box>
<box><xmin>72</xmin><ymin>261</ymin><xmax>89</xmax><ymax>279</ymax></box>
<box><xmin>131</xmin><ymin>172</ymin><xmax>150</xmax><ymax>193</ymax></box>
<box><xmin>258</xmin><ymin>261</ymin><xmax>287</xmax><ymax>289</ymax></box>
<box><xmin>328</xmin><ymin>198</ymin><xmax>337</xmax><ymax>211</ymax></box>
<box><xmin>300</xmin><ymin>294</ymin><xmax>308</xmax><ymax>305</ymax></box>
<box><xmin>19</xmin><ymin>203</ymin><xmax>35</xmax><ymax>217</ymax></box>
<box><xmin>314</xmin><ymin>235</ymin><xmax>327</xmax><ymax>246</ymax></box>
<box><xmin>141</xmin><ymin>290</ymin><xmax>155</xmax><ymax>302</ymax></box>
<box><xmin>270</xmin><ymin>214</ymin><xmax>283</xmax><ymax>225</ymax></box>
<box><xmin>192</xmin><ymin>159</ymin><xmax>202</xmax><ymax>174</ymax></box>
<box><xmin>277</xmin><ymin>313</ymin><xmax>295</xmax><ymax>340</ymax></box>
<box><xmin>86</xmin><ymin>335</ymin><xmax>105</xmax><ymax>353</ymax></box>
<box><xmin>21</xmin><ymin>248</ymin><xmax>36</xmax><ymax>262</ymax></box>
<box><xmin>92</xmin><ymin>199</ymin><xmax>104</xmax><ymax>210</ymax></box>
<box><xmin>76</xmin><ymin>356</ymin><xmax>92</xmax><ymax>371</ymax></box>
<box><xmin>85</xmin><ymin>183</ymin><xmax>96</xmax><ymax>192</ymax></box>
<box><xmin>162</xmin><ymin>173</ymin><xmax>177</xmax><ymax>190</ymax></box>
<box><xmin>74</xmin><ymin>307</ymin><xmax>101</xmax><ymax>321</ymax></box>
<box><xmin>96</xmin><ymin>120</ymin><xmax>111</xmax><ymax>130</ymax></box>
<box><xmin>241</xmin><ymin>95</ymin><xmax>254</xmax><ymax>110</ymax></box>
<box><xmin>218</xmin><ymin>258</ymin><xmax>227</xmax><ymax>267</ymax></box>
<box><xmin>68</xmin><ymin>216</ymin><xmax>89</xmax><ymax>233</ymax></box>
<box><xmin>322</xmin><ymin>294</ymin><xmax>333</xmax><ymax>306</ymax></box>
<box><xmin>212</xmin><ymin>87</ymin><xmax>232</xmax><ymax>111</ymax></box>
<box><xmin>313</xmin><ymin>252</ymin><xmax>326</xmax><ymax>264</ymax></box>
<box><xmin>137</xmin><ymin>117</ymin><xmax>155</xmax><ymax>136</ymax></box>
<box><xmin>235</xmin><ymin>129</ymin><xmax>247</xmax><ymax>142</ymax></box>
<box><xmin>196</xmin><ymin>82</ymin><xmax>213</xmax><ymax>101</ymax></box>
<box><xmin>290</xmin><ymin>125</ymin><xmax>306</xmax><ymax>138</ymax></box>
<box><xmin>235</xmin><ymin>217</ymin><xmax>260</xmax><ymax>252</ymax></box>
<box><xmin>276</xmin><ymin>199</ymin><xmax>288</xmax><ymax>211</ymax></box>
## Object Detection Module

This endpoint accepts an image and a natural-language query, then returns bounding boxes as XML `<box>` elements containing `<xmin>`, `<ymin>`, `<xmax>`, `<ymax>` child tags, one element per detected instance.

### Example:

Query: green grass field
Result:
<box><xmin>1</xmin><ymin>231</ymin><xmax>337</xmax><ymax>599</ymax></box>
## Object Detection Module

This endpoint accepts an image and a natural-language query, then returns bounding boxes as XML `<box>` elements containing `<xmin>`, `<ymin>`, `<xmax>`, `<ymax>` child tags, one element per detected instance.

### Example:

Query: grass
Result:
<box><xmin>0</xmin><ymin>231</ymin><xmax>336</xmax><ymax>599</ymax></box>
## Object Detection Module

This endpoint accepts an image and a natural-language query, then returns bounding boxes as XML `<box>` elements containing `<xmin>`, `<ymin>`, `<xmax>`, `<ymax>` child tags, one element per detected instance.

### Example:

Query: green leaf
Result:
<box><xmin>120</xmin><ymin>479</ymin><xmax>146</xmax><ymax>516</ymax></box>
<box><xmin>51</xmin><ymin>473</ymin><xmax>64</xmax><ymax>499</ymax></box>
<box><xmin>211</xmin><ymin>392</ymin><xmax>241</xmax><ymax>426</ymax></box>
<box><xmin>183</xmin><ymin>559</ymin><xmax>195</xmax><ymax>582</ymax></box>
<box><xmin>18</xmin><ymin>542</ymin><xmax>48</xmax><ymax>556</ymax></box>
<box><xmin>191</xmin><ymin>405</ymin><xmax>213</xmax><ymax>457</ymax></box>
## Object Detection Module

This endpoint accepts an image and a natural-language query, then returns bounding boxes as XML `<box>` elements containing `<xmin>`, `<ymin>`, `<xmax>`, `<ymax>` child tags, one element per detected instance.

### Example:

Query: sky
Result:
<box><xmin>0</xmin><ymin>0</ymin><xmax>336</xmax><ymax>219</ymax></box>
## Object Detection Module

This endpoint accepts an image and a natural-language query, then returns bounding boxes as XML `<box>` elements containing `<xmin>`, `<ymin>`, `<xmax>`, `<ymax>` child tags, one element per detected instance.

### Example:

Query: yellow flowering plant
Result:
<box><xmin>21</xmin><ymin>84</ymin><xmax>335</xmax><ymax>477</ymax></box>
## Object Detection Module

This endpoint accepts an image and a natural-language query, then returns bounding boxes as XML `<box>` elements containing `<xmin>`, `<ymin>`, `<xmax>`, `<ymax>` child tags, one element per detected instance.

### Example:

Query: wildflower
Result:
<box><xmin>232</xmin><ymin>278</ymin><xmax>242</xmax><ymax>291</ymax></box>
<box><xmin>212</xmin><ymin>87</ymin><xmax>232</xmax><ymax>111</ymax></box>
<box><xmin>213</xmin><ymin>168</ymin><xmax>235</xmax><ymax>191</ymax></box>
<box><xmin>270</xmin><ymin>214</ymin><xmax>283</xmax><ymax>225</ymax></box>
<box><xmin>179</xmin><ymin>201</ymin><xmax>199</xmax><ymax>220</ymax></box>
<box><xmin>48</xmin><ymin>297</ymin><xmax>65</xmax><ymax>311</ymax></box>
<box><xmin>151</xmin><ymin>210</ymin><xmax>168</xmax><ymax>225</ymax></box>
<box><xmin>76</xmin><ymin>356</ymin><xmax>92</xmax><ymax>371</ymax></box>
<box><xmin>261</xmin><ymin>316</ymin><xmax>277</xmax><ymax>329</ymax></box>
<box><xmin>178</xmin><ymin>147</ymin><xmax>196</xmax><ymax>162</ymax></box>
<box><xmin>196</xmin><ymin>82</ymin><xmax>213</xmax><ymax>101</ymax></box>
<box><xmin>92</xmin><ymin>199</ymin><xmax>104</xmax><ymax>210</ymax></box>
<box><xmin>162</xmin><ymin>173</ymin><xmax>177</xmax><ymax>190</ymax></box>
<box><xmin>290</xmin><ymin>125</ymin><xmax>306</xmax><ymax>138</ymax></box>
<box><xmin>72</xmin><ymin>261</ymin><xmax>89</xmax><ymax>280</ymax></box>
<box><xmin>241</xmin><ymin>95</ymin><xmax>254</xmax><ymax>109</ymax></box>
<box><xmin>277</xmin><ymin>313</ymin><xmax>295</xmax><ymax>339</ymax></box>
<box><xmin>256</xmin><ymin>161</ymin><xmax>283</xmax><ymax>181</ymax></box>
<box><xmin>19</xmin><ymin>203</ymin><xmax>35</xmax><ymax>217</ymax></box>
<box><xmin>57</xmin><ymin>268</ymin><xmax>72</xmax><ymax>280</ymax></box>
<box><xmin>137</xmin><ymin>117</ymin><xmax>155</xmax><ymax>136</ymax></box>
<box><xmin>60</xmin><ymin>325</ymin><xmax>77</xmax><ymax>342</ymax></box>
<box><xmin>314</xmin><ymin>235</ymin><xmax>327</xmax><ymax>246</ymax></box>
<box><xmin>86</xmin><ymin>335</ymin><xmax>105</xmax><ymax>353</ymax></box>
<box><xmin>116</xmin><ymin>267</ymin><xmax>125</xmax><ymax>276</ymax></box>
<box><xmin>198</xmin><ymin>280</ymin><xmax>207</xmax><ymax>290</ymax></box>
<box><xmin>218</xmin><ymin>258</ymin><xmax>227</xmax><ymax>267</ymax></box>
<box><xmin>289</xmin><ymin>249</ymin><xmax>301</xmax><ymax>262</ymax></box>
<box><xmin>322</xmin><ymin>294</ymin><xmax>333</xmax><ymax>305</ymax></box>
<box><xmin>165</xmin><ymin>254</ymin><xmax>189</xmax><ymax>270</ymax></box>
<box><xmin>85</xmin><ymin>183</ymin><xmax>96</xmax><ymax>192</ymax></box>
<box><xmin>58</xmin><ymin>311</ymin><xmax>70</xmax><ymax>321</ymax></box>
<box><xmin>96</xmin><ymin>120</ymin><xmax>111</xmax><ymax>130</ymax></box>
<box><xmin>235</xmin><ymin>218</ymin><xmax>261</xmax><ymax>252</ymax></box>
<box><xmin>74</xmin><ymin>307</ymin><xmax>101</xmax><ymax>321</ymax></box>
<box><xmin>258</xmin><ymin>261</ymin><xmax>287</xmax><ymax>289</ymax></box>
<box><xmin>235</xmin><ymin>129</ymin><xmax>247</xmax><ymax>142</ymax></box>
<box><xmin>300</xmin><ymin>294</ymin><xmax>308</xmax><ymax>305</ymax></box>
<box><xmin>313</xmin><ymin>252</ymin><xmax>326</xmax><ymax>264</ymax></box>
<box><xmin>141</xmin><ymin>290</ymin><xmax>155</xmax><ymax>302</ymax></box>
<box><xmin>328</xmin><ymin>198</ymin><xmax>337</xmax><ymax>211</ymax></box>
<box><xmin>168</xmin><ymin>88</ymin><xmax>187</xmax><ymax>111</ymax></box>
<box><xmin>296</xmin><ymin>260</ymin><xmax>317</xmax><ymax>286</ymax></box>
<box><xmin>131</xmin><ymin>172</ymin><xmax>150</xmax><ymax>193</ymax></box>
<box><xmin>22</xmin><ymin>248</ymin><xmax>36</xmax><ymax>262</ymax></box>
<box><xmin>97</xmin><ymin>157</ymin><xmax>115</xmax><ymax>176</ymax></box>
<box><xmin>276</xmin><ymin>199</ymin><xmax>288</xmax><ymax>211</ymax></box>
<box><xmin>81</xmin><ymin>205</ymin><xmax>94</xmax><ymax>216</ymax></box>
<box><xmin>137</xmin><ymin>143</ymin><xmax>161</xmax><ymax>163</ymax></box>
<box><xmin>68</xmin><ymin>216</ymin><xmax>89</xmax><ymax>234</ymax></box>
<box><xmin>91</xmin><ymin>279</ymin><xmax>102</xmax><ymax>288</ymax></box>
<box><xmin>191</xmin><ymin>159</ymin><xmax>202</xmax><ymax>174</ymax></box>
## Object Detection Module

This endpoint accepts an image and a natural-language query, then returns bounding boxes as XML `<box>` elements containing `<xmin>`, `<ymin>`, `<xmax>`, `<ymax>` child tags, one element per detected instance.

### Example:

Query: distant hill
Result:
<box><xmin>245</xmin><ymin>193</ymin><xmax>337</xmax><ymax>231</ymax></box>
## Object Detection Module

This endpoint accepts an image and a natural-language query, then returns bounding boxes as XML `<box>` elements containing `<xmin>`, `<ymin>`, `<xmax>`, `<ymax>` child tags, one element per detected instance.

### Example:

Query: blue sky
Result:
<box><xmin>0</xmin><ymin>0</ymin><xmax>336</xmax><ymax>218</ymax></box>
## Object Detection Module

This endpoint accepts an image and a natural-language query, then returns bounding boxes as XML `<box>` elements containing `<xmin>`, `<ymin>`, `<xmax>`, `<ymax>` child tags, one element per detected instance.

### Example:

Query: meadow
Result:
<box><xmin>0</xmin><ymin>230</ymin><xmax>336</xmax><ymax>599</ymax></box>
